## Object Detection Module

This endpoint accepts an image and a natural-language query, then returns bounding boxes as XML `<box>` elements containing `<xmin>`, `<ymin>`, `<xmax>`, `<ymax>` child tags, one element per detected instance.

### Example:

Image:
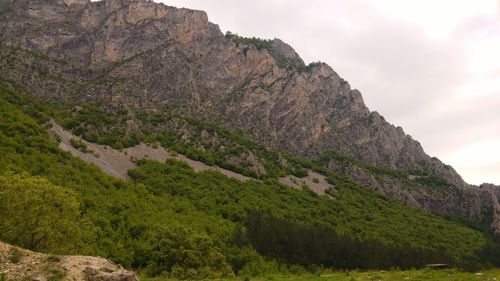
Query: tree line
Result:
<box><xmin>241</xmin><ymin>211</ymin><xmax>492</xmax><ymax>271</ymax></box>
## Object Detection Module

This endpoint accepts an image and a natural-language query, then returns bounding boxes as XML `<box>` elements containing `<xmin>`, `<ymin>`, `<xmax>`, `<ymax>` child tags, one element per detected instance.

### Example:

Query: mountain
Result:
<box><xmin>0</xmin><ymin>0</ymin><xmax>459</xmax><ymax>175</ymax></box>
<box><xmin>1</xmin><ymin>0</ymin><xmax>500</xmax><ymax>277</ymax></box>
<box><xmin>0</xmin><ymin>82</ymin><xmax>499</xmax><ymax>278</ymax></box>
<box><xmin>1</xmin><ymin>0</ymin><xmax>498</xmax><ymax>233</ymax></box>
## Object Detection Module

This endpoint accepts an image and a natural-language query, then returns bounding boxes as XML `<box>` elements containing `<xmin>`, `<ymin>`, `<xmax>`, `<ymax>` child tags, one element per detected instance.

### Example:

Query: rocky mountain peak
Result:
<box><xmin>271</xmin><ymin>38</ymin><xmax>304</xmax><ymax>65</ymax></box>
<box><xmin>0</xmin><ymin>0</ymin><xmax>463</xmax><ymax>178</ymax></box>
<box><xmin>97</xmin><ymin>0</ymin><xmax>211</xmax><ymax>44</ymax></box>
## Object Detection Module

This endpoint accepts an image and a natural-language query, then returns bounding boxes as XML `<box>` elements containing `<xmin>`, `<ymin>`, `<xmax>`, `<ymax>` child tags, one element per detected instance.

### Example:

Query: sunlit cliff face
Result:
<box><xmin>163</xmin><ymin>0</ymin><xmax>500</xmax><ymax>184</ymax></box>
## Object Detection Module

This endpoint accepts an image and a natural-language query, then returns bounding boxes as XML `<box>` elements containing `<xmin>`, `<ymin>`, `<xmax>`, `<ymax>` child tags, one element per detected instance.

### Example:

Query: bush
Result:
<box><xmin>69</xmin><ymin>138</ymin><xmax>90</xmax><ymax>153</ymax></box>
<box><xmin>47</xmin><ymin>269</ymin><xmax>65</xmax><ymax>281</ymax></box>
<box><xmin>224</xmin><ymin>32</ymin><xmax>305</xmax><ymax>70</ymax></box>
<box><xmin>146</xmin><ymin>225</ymin><xmax>233</xmax><ymax>279</ymax></box>
<box><xmin>0</xmin><ymin>173</ymin><xmax>93</xmax><ymax>253</ymax></box>
<box><xmin>291</xmin><ymin>168</ymin><xmax>308</xmax><ymax>178</ymax></box>
<box><xmin>9</xmin><ymin>248</ymin><xmax>22</xmax><ymax>263</ymax></box>
<box><xmin>47</xmin><ymin>255</ymin><xmax>61</xmax><ymax>262</ymax></box>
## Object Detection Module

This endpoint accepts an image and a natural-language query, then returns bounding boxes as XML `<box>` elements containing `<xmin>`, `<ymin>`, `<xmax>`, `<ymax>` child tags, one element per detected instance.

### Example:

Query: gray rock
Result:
<box><xmin>84</xmin><ymin>266</ymin><xmax>99</xmax><ymax>275</ymax></box>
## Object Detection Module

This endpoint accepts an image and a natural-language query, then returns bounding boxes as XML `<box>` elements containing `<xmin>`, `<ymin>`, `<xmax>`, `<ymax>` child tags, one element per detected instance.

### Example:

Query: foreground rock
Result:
<box><xmin>0</xmin><ymin>241</ymin><xmax>138</xmax><ymax>281</ymax></box>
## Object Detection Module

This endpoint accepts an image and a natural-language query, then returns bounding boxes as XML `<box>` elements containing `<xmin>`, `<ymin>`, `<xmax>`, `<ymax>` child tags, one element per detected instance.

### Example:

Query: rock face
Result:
<box><xmin>0</xmin><ymin>0</ymin><xmax>499</xmax><ymax>232</ymax></box>
<box><xmin>0</xmin><ymin>241</ymin><xmax>138</xmax><ymax>281</ymax></box>
<box><xmin>0</xmin><ymin>0</ymin><xmax>457</xmax><ymax>178</ymax></box>
<box><xmin>326</xmin><ymin>158</ymin><xmax>500</xmax><ymax>232</ymax></box>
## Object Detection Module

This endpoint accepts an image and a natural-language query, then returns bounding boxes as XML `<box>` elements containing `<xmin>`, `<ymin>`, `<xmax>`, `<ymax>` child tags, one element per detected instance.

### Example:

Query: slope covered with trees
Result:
<box><xmin>0</xmin><ymin>81</ymin><xmax>499</xmax><ymax>279</ymax></box>
<box><xmin>1</xmin><ymin>0</ymin><xmax>499</xmax><ymax>234</ymax></box>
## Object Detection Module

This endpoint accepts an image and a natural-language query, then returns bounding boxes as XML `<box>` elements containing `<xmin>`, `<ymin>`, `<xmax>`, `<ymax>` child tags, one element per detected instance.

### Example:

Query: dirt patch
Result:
<box><xmin>279</xmin><ymin>170</ymin><xmax>334</xmax><ymax>197</ymax></box>
<box><xmin>0</xmin><ymin>241</ymin><xmax>137</xmax><ymax>281</ymax></box>
<box><xmin>61</xmin><ymin>255</ymin><xmax>136</xmax><ymax>281</ymax></box>
<box><xmin>0</xmin><ymin>242</ymin><xmax>52</xmax><ymax>280</ymax></box>
<box><xmin>175</xmin><ymin>153</ymin><xmax>250</xmax><ymax>181</ymax></box>
<box><xmin>50</xmin><ymin>122</ymin><xmax>249</xmax><ymax>181</ymax></box>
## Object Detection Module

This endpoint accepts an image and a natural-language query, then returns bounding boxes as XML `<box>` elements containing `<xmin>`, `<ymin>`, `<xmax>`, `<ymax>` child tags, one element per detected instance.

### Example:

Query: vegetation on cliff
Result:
<box><xmin>1</xmin><ymin>82</ymin><xmax>499</xmax><ymax>279</ymax></box>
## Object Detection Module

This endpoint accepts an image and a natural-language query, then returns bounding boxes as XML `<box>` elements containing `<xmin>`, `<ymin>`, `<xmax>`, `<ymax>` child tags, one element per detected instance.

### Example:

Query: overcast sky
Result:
<box><xmin>162</xmin><ymin>0</ymin><xmax>500</xmax><ymax>185</ymax></box>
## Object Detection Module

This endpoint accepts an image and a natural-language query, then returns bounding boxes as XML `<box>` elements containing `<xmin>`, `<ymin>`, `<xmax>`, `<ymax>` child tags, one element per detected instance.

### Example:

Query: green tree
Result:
<box><xmin>0</xmin><ymin>172</ymin><xmax>93</xmax><ymax>253</ymax></box>
<box><xmin>147</xmin><ymin>225</ymin><xmax>233</xmax><ymax>279</ymax></box>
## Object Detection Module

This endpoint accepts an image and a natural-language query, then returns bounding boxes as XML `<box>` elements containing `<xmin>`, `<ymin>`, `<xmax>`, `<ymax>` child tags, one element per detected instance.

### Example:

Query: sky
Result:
<box><xmin>162</xmin><ymin>0</ymin><xmax>500</xmax><ymax>185</ymax></box>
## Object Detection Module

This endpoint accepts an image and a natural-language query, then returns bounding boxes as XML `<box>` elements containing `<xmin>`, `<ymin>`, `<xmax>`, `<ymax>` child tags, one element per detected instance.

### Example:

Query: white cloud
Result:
<box><xmin>443</xmin><ymin>137</ymin><xmax>500</xmax><ymax>185</ymax></box>
<box><xmin>368</xmin><ymin>0</ymin><xmax>496</xmax><ymax>40</ymax></box>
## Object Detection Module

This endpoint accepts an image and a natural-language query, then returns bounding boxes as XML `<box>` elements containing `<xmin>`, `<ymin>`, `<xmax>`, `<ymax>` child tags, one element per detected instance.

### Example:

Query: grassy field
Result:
<box><xmin>142</xmin><ymin>269</ymin><xmax>500</xmax><ymax>281</ymax></box>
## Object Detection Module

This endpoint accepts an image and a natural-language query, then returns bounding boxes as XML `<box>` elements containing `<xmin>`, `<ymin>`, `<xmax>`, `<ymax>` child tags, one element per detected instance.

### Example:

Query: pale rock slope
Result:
<box><xmin>0</xmin><ymin>241</ymin><xmax>138</xmax><ymax>281</ymax></box>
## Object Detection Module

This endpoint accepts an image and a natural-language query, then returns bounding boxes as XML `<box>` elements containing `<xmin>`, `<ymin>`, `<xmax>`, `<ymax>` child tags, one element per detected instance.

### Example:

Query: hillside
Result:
<box><xmin>0</xmin><ymin>0</ymin><xmax>499</xmax><ymax>233</ymax></box>
<box><xmin>1</xmin><ymin>75</ymin><xmax>499</xmax><ymax>277</ymax></box>
<box><xmin>1</xmin><ymin>0</ymin><xmax>500</xmax><ymax>279</ymax></box>
<box><xmin>49</xmin><ymin>121</ymin><xmax>250</xmax><ymax>181</ymax></box>
<box><xmin>2</xmin><ymin>243</ymin><xmax>499</xmax><ymax>281</ymax></box>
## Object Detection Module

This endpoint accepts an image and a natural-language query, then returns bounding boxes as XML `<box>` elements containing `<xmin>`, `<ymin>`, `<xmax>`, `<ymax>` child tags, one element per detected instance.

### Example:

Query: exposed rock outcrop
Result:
<box><xmin>0</xmin><ymin>241</ymin><xmax>138</xmax><ymax>281</ymax></box>
<box><xmin>271</xmin><ymin>38</ymin><xmax>304</xmax><ymax>65</ymax></box>
<box><xmin>50</xmin><ymin>122</ymin><xmax>250</xmax><ymax>181</ymax></box>
<box><xmin>0</xmin><ymin>0</ymin><xmax>460</xmax><ymax>180</ymax></box>
<box><xmin>327</xmin><ymin>158</ymin><xmax>500</xmax><ymax>233</ymax></box>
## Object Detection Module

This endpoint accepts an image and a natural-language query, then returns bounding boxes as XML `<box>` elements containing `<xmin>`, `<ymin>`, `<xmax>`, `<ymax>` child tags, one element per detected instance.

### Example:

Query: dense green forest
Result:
<box><xmin>0</xmin><ymin>81</ymin><xmax>499</xmax><ymax>279</ymax></box>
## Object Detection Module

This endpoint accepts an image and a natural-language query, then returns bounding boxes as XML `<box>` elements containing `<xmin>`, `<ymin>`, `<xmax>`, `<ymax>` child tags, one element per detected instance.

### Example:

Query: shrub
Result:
<box><xmin>47</xmin><ymin>269</ymin><xmax>65</xmax><ymax>281</ymax></box>
<box><xmin>47</xmin><ymin>255</ymin><xmax>61</xmax><ymax>262</ymax></box>
<box><xmin>9</xmin><ymin>248</ymin><xmax>22</xmax><ymax>263</ymax></box>
<box><xmin>146</xmin><ymin>225</ymin><xmax>233</xmax><ymax>279</ymax></box>
<box><xmin>291</xmin><ymin>168</ymin><xmax>308</xmax><ymax>178</ymax></box>
<box><xmin>0</xmin><ymin>173</ymin><xmax>93</xmax><ymax>253</ymax></box>
<box><xmin>224</xmin><ymin>32</ymin><xmax>305</xmax><ymax>70</ymax></box>
<box><xmin>69</xmin><ymin>138</ymin><xmax>90</xmax><ymax>153</ymax></box>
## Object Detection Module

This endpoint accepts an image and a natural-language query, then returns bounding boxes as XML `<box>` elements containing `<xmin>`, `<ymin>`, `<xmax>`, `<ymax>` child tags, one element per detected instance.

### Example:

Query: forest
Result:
<box><xmin>0</xmin><ymin>81</ymin><xmax>499</xmax><ymax>279</ymax></box>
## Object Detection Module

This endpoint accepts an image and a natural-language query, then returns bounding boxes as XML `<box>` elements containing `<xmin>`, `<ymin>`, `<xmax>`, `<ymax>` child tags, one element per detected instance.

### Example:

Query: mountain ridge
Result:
<box><xmin>0</xmin><ymin>0</ymin><xmax>463</xmax><ymax>180</ymax></box>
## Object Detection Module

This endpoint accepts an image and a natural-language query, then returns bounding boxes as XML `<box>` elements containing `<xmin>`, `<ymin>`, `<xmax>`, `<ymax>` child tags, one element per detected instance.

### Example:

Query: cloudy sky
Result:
<box><xmin>163</xmin><ymin>0</ymin><xmax>500</xmax><ymax>185</ymax></box>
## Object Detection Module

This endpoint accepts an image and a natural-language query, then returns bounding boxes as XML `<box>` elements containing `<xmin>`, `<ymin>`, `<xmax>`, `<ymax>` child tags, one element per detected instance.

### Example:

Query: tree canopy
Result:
<box><xmin>0</xmin><ymin>172</ymin><xmax>93</xmax><ymax>253</ymax></box>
